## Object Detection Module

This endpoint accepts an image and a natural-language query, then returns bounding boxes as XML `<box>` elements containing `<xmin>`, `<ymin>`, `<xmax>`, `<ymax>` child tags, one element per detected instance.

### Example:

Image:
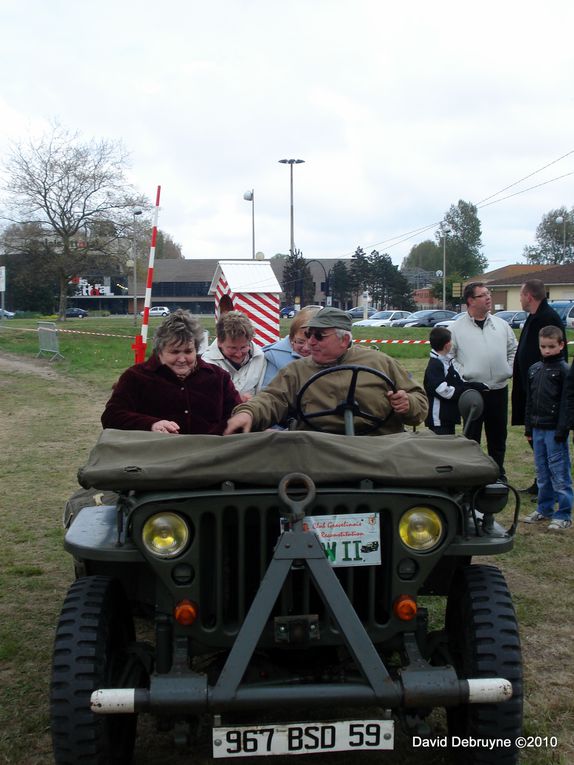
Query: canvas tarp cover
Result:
<box><xmin>78</xmin><ymin>429</ymin><xmax>499</xmax><ymax>491</ymax></box>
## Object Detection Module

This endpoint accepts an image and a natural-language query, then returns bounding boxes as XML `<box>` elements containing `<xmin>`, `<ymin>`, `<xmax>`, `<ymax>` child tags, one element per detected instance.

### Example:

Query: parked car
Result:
<box><xmin>391</xmin><ymin>309</ymin><xmax>456</xmax><ymax>327</ymax></box>
<box><xmin>52</xmin><ymin>387</ymin><xmax>522</xmax><ymax>763</ymax></box>
<box><xmin>65</xmin><ymin>307</ymin><xmax>89</xmax><ymax>318</ymax></box>
<box><xmin>353</xmin><ymin>310</ymin><xmax>413</xmax><ymax>327</ymax></box>
<box><xmin>0</xmin><ymin>308</ymin><xmax>15</xmax><ymax>318</ymax></box>
<box><xmin>141</xmin><ymin>306</ymin><xmax>171</xmax><ymax>317</ymax></box>
<box><xmin>548</xmin><ymin>300</ymin><xmax>574</xmax><ymax>328</ymax></box>
<box><xmin>493</xmin><ymin>310</ymin><xmax>527</xmax><ymax>328</ymax></box>
<box><xmin>280</xmin><ymin>305</ymin><xmax>296</xmax><ymax>318</ymax></box>
<box><xmin>434</xmin><ymin>312</ymin><xmax>467</xmax><ymax>328</ymax></box>
<box><xmin>346</xmin><ymin>306</ymin><xmax>377</xmax><ymax>319</ymax></box>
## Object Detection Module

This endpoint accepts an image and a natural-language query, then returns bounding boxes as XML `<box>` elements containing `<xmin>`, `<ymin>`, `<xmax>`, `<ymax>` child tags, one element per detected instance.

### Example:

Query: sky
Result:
<box><xmin>1</xmin><ymin>0</ymin><xmax>573</xmax><ymax>271</ymax></box>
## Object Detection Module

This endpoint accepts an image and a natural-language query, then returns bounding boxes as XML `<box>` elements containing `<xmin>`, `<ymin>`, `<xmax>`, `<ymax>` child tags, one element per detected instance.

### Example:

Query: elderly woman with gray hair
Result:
<box><xmin>101</xmin><ymin>310</ymin><xmax>242</xmax><ymax>434</ymax></box>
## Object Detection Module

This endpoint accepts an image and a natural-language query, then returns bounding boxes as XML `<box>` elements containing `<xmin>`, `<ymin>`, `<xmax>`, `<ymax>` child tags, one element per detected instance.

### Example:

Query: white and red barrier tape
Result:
<box><xmin>0</xmin><ymin>326</ymin><xmax>133</xmax><ymax>339</ymax></box>
<box><xmin>3</xmin><ymin>326</ymin><xmax>574</xmax><ymax>345</ymax></box>
<box><xmin>354</xmin><ymin>338</ymin><xmax>430</xmax><ymax>344</ymax></box>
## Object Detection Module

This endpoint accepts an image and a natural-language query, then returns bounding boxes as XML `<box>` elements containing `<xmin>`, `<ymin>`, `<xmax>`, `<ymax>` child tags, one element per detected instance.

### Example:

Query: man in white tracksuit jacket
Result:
<box><xmin>449</xmin><ymin>282</ymin><xmax>517</xmax><ymax>481</ymax></box>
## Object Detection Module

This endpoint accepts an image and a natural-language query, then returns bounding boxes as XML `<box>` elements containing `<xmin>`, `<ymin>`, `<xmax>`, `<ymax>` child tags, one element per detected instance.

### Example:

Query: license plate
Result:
<box><xmin>213</xmin><ymin>719</ymin><xmax>394</xmax><ymax>757</ymax></box>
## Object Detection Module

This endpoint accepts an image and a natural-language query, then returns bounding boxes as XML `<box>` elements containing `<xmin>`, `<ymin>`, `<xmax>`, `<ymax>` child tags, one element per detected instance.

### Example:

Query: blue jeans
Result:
<box><xmin>533</xmin><ymin>428</ymin><xmax>573</xmax><ymax>521</ymax></box>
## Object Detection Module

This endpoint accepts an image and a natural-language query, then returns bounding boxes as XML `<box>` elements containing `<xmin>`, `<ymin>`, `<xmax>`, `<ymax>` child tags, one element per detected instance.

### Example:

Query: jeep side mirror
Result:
<box><xmin>459</xmin><ymin>389</ymin><xmax>484</xmax><ymax>438</ymax></box>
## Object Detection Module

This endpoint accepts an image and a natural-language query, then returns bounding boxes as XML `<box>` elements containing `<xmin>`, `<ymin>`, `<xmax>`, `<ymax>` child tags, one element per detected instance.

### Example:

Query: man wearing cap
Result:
<box><xmin>224</xmin><ymin>307</ymin><xmax>428</xmax><ymax>435</ymax></box>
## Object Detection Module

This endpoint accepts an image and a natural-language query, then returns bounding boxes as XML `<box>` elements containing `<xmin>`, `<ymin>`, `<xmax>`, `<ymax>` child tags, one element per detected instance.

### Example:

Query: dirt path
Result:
<box><xmin>0</xmin><ymin>351</ymin><xmax>66</xmax><ymax>379</ymax></box>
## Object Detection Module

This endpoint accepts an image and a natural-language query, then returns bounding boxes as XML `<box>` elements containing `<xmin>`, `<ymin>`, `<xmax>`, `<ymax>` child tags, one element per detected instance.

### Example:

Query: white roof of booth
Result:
<box><xmin>208</xmin><ymin>260</ymin><xmax>282</xmax><ymax>295</ymax></box>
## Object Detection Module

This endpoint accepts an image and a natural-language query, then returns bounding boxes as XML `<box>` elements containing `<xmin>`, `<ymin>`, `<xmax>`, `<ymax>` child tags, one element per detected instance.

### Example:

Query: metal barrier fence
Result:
<box><xmin>37</xmin><ymin>321</ymin><xmax>64</xmax><ymax>360</ymax></box>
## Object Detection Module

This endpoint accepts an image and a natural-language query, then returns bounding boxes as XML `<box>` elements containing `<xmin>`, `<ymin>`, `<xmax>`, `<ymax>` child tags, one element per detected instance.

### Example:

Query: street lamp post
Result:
<box><xmin>131</xmin><ymin>209</ymin><xmax>142</xmax><ymax>324</ymax></box>
<box><xmin>278</xmin><ymin>159</ymin><xmax>305</xmax><ymax>255</ymax></box>
<box><xmin>555</xmin><ymin>215</ymin><xmax>567</xmax><ymax>262</ymax></box>
<box><xmin>441</xmin><ymin>224</ymin><xmax>452</xmax><ymax>310</ymax></box>
<box><xmin>243</xmin><ymin>189</ymin><xmax>255</xmax><ymax>259</ymax></box>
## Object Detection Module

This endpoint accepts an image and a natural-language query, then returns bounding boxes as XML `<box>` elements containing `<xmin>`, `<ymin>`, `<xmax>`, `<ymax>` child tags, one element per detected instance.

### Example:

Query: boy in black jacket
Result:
<box><xmin>424</xmin><ymin>326</ymin><xmax>485</xmax><ymax>435</ymax></box>
<box><xmin>523</xmin><ymin>325</ymin><xmax>572</xmax><ymax>530</ymax></box>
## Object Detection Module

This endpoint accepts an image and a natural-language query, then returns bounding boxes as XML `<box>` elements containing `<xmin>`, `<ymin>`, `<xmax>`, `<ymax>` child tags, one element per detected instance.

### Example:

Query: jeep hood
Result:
<box><xmin>78</xmin><ymin>429</ymin><xmax>500</xmax><ymax>491</ymax></box>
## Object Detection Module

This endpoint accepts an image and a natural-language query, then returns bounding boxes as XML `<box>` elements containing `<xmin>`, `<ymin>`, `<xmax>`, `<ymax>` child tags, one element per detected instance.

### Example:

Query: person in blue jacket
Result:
<box><xmin>262</xmin><ymin>306</ymin><xmax>320</xmax><ymax>387</ymax></box>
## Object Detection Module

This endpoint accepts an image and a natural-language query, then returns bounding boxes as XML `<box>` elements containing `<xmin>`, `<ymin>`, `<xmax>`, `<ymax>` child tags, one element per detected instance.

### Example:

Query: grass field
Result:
<box><xmin>0</xmin><ymin>316</ymin><xmax>572</xmax><ymax>764</ymax></box>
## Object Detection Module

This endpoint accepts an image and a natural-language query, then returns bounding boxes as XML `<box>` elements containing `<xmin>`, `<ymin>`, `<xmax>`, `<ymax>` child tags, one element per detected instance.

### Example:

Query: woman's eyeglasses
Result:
<box><xmin>304</xmin><ymin>329</ymin><xmax>337</xmax><ymax>341</ymax></box>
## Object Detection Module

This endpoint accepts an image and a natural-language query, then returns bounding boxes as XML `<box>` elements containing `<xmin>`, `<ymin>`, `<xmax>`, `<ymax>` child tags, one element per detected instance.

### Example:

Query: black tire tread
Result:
<box><xmin>446</xmin><ymin>564</ymin><xmax>523</xmax><ymax>765</ymax></box>
<box><xmin>50</xmin><ymin>575</ymin><xmax>137</xmax><ymax>765</ymax></box>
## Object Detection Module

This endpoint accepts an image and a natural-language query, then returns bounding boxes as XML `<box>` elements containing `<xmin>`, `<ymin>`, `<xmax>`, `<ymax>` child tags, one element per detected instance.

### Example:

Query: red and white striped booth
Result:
<box><xmin>208</xmin><ymin>260</ymin><xmax>282</xmax><ymax>347</ymax></box>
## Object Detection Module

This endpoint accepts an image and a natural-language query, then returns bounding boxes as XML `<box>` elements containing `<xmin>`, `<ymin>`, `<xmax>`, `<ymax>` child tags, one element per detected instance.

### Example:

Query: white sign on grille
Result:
<box><xmin>303</xmin><ymin>513</ymin><xmax>381</xmax><ymax>567</ymax></box>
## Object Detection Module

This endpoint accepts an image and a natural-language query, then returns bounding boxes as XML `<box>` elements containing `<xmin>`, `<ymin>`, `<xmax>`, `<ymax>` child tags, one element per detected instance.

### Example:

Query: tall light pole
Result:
<box><xmin>555</xmin><ymin>214</ymin><xmax>567</xmax><ymax>262</ymax></box>
<box><xmin>243</xmin><ymin>189</ymin><xmax>255</xmax><ymax>259</ymax></box>
<box><xmin>278</xmin><ymin>159</ymin><xmax>305</xmax><ymax>255</ymax></box>
<box><xmin>441</xmin><ymin>223</ymin><xmax>452</xmax><ymax>310</ymax></box>
<box><xmin>131</xmin><ymin>209</ymin><xmax>142</xmax><ymax>324</ymax></box>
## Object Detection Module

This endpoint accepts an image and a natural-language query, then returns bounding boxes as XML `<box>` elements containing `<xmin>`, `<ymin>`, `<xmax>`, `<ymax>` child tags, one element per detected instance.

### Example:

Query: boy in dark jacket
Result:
<box><xmin>424</xmin><ymin>326</ymin><xmax>485</xmax><ymax>435</ymax></box>
<box><xmin>523</xmin><ymin>325</ymin><xmax>572</xmax><ymax>530</ymax></box>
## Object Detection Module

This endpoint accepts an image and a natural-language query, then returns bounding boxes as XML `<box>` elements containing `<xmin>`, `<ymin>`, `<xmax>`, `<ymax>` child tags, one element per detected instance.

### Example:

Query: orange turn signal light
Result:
<box><xmin>393</xmin><ymin>594</ymin><xmax>417</xmax><ymax>621</ymax></box>
<box><xmin>174</xmin><ymin>599</ymin><xmax>199</xmax><ymax>626</ymax></box>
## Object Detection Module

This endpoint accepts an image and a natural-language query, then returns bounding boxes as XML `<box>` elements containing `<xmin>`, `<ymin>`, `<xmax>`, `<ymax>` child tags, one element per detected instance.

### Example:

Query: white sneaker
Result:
<box><xmin>548</xmin><ymin>519</ymin><xmax>572</xmax><ymax>531</ymax></box>
<box><xmin>522</xmin><ymin>511</ymin><xmax>550</xmax><ymax>524</ymax></box>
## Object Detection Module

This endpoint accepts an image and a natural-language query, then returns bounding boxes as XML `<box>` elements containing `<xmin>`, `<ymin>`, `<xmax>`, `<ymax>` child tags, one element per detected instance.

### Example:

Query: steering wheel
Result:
<box><xmin>295</xmin><ymin>364</ymin><xmax>397</xmax><ymax>435</ymax></box>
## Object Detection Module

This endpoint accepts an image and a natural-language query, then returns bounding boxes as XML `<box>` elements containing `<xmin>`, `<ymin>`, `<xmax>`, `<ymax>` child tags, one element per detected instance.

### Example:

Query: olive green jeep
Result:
<box><xmin>50</xmin><ymin>381</ymin><xmax>522</xmax><ymax>765</ymax></box>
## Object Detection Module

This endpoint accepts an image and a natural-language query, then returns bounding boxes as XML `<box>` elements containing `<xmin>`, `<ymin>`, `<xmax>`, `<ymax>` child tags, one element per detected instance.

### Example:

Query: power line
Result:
<box><xmin>475</xmin><ymin>149</ymin><xmax>574</xmax><ymax>206</ymax></box>
<box><xmin>477</xmin><ymin>171</ymin><xmax>574</xmax><ymax>209</ymax></box>
<box><xmin>337</xmin><ymin>149</ymin><xmax>574</xmax><ymax>257</ymax></box>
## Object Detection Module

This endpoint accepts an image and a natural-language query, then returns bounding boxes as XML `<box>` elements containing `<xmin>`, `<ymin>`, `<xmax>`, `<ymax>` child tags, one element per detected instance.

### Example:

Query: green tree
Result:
<box><xmin>439</xmin><ymin>200</ymin><xmax>486</xmax><ymax>278</ymax></box>
<box><xmin>400</xmin><ymin>240</ymin><xmax>442</xmax><ymax>272</ymax></box>
<box><xmin>348</xmin><ymin>246</ymin><xmax>370</xmax><ymax>303</ymax></box>
<box><xmin>431</xmin><ymin>271</ymin><xmax>464</xmax><ymax>309</ymax></box>
<box><xmin>367</xmin><ymin>250</ymin><xmax>395</xmax><ymax>307</ymax></box>
<box><xmin>368</xmin><ymin>250</ymin><xmax>416</xmax><ymax>311</ymax></box>
<box><xmin>1</xmin><ymin>124</ymin><xmax>146</xmax><ymax>318</ymax></box>
<box><xmin>0</xmin><ymin>223</ymin><xmax>59</xmax><ymax>312</ymax></box>
<box><xmin>523</xmin><ymin>207</ymin><xmax>573</xmax><ymax>265</ymax></box>
<box><xmin>281</xmin><ymin>249</ymin><xmax>314</xmax><ymax>306</ymax></box>
<box><xmin>329</xmin><ymin>260</ymin><xmax>351</xmax><ymax>309</ymax></box>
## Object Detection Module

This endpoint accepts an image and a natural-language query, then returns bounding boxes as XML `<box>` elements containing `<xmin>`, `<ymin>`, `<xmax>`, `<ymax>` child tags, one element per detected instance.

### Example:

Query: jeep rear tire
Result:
<box><xmin>446</xmin><ymin>564</ymin><xmax>523</xmax><ymax>764</ymax></box>
<box><xmin>50</xmin><ymin>576</ymin><xmax>143</xmax><ymax>765</ymax></box>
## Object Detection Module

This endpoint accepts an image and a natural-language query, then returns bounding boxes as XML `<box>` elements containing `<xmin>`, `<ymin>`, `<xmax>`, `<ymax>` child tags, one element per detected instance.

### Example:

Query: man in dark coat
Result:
<box><xmin>511</xmin><ymin>279</ymin><xmax>567</xmax><ymax>493</ymax></box>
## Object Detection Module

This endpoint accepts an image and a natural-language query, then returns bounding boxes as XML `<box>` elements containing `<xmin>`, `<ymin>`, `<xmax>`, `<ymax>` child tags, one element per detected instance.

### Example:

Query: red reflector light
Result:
<box><xmin>174</xmin><ymin>599</ymin><xmax>199</xmax><ymax>626</ymax></box>
<box><xmin>393</xmin><ymin>594</ymin><xmax>417</xmax><ymax>621</ymax></box>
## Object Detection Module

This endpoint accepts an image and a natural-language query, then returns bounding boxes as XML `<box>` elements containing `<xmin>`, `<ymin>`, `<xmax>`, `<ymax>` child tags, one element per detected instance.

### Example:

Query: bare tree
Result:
<box><xmin>1</xmin><ymin>124</ymin><xmax>147</xmax><ymax>317</ymax></box>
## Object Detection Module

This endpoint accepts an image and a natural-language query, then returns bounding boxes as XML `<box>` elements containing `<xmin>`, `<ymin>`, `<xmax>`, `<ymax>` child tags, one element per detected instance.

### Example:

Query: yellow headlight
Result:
<box><xmin>142</xmin><ymin>513</ymin><xmax>189</xmax><ymax>558</ymax></box>
<box><xmin>399</xmin><ymin>507</ymin><xmax>443</xmax><ymax>551</ymax></box>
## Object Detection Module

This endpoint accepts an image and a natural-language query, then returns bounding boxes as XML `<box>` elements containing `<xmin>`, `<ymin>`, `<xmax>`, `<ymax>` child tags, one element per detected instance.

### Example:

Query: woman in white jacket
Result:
<box><xmin>202</xmin><ymin>311</ymin><xmax>267</xmax><ymax>401</ymax></box>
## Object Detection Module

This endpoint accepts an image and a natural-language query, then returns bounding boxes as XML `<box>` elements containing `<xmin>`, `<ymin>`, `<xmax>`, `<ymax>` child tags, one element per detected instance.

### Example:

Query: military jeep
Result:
<box><xmin>50</xmin><ymin>381</ymin><xmax>522</xmax><ymax>765</ymax></box>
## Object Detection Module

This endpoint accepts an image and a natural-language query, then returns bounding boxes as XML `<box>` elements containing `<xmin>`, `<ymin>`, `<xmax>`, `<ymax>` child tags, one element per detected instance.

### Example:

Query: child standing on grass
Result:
<box><xmin>523</xmin><ymin>325</ymin><xmax>572</xmax><ymax>531</ymax></box>
<box><xmin>423</xmin><ymin>326</ymin><xmax>486</xmax><ymax>435</ymax></box>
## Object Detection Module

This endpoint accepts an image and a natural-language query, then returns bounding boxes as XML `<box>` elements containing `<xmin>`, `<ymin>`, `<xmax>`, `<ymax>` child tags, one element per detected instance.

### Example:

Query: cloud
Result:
<box><xmin>0</xmin><ymin>0</ymin><xmax>573</xmax><ymax>268</ymax></box>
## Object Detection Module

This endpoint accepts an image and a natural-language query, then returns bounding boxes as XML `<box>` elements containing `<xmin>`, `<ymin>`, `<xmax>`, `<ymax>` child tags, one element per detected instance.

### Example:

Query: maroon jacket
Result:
<box><xmin>101</xmin><ymin>354</ymin><xmax>242</xmax><ymax>435</ymax></box>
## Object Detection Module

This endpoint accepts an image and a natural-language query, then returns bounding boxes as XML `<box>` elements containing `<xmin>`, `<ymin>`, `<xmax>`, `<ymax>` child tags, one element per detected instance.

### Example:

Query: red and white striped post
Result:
<box><xmin>132</xmin><ymin>185</ymin><xmax>161</xmax><ymax>363</ymax></box>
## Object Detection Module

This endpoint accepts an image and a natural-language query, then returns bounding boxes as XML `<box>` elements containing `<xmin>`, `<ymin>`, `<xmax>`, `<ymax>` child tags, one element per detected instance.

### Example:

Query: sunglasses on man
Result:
<box><xmin>303</xmin><ymin>329</ymin><xmax>338</xmax><ymax>341</ymax></box>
